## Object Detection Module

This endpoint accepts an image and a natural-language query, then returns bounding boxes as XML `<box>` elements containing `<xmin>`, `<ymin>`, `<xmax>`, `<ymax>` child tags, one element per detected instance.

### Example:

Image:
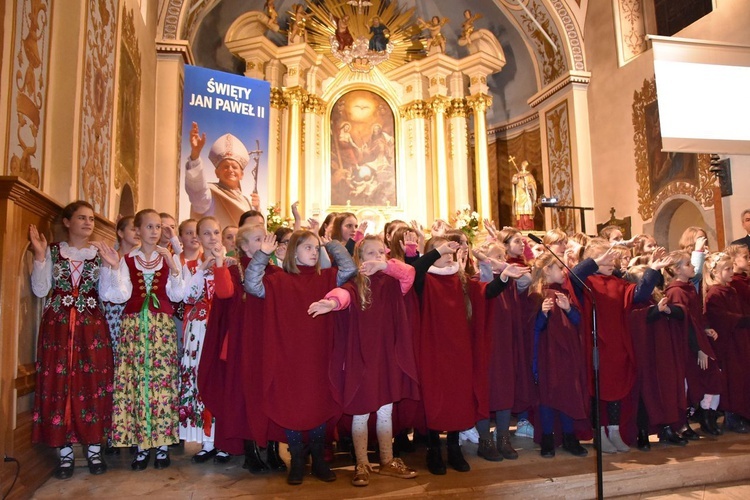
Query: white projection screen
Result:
<box><xmin>650</xmin><ymin>35</ymin><xmax>750</xmax><ymax>155</ymax></box>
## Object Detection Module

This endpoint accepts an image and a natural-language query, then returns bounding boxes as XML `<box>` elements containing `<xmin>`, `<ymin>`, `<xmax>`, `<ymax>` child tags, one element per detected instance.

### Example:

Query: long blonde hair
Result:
<box><xmin>353</xmin><ymin>235</ymin><xmax>383</xmax><ymax>310</ymax></box>
<box><xmin>703</xmin><ymin>251</ymin><xmax>732</xmax><ymax>300</ymax></box>
<box><xmin>662</xmin><ymin>250</ymin><xmax>691</xmax><ymax>286</ymax></box>
<box><xmin>530</xmin><ymin>252</ymin><xmax>561</xmax><ymax>296</ymax></box>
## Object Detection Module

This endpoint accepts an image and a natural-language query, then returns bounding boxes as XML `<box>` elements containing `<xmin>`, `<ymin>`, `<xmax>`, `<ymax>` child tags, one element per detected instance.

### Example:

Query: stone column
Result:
<box><xmin>283</xmin><ymin>87</ymin><xmax>306</xmax><ymax>211</ymax></box>
<box><xmin>428</xmin><ymin>95</ymin><xmax>451</xmax><ymax>221</ymax></box>
<box><xmin>466</xmin><ymin>93</ymin><xmax>493</xmax><ymax>221</ymax></box>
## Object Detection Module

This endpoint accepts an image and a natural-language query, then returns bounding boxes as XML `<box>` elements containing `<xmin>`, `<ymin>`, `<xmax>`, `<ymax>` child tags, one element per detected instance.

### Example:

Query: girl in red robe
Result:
<box><xmin>311</xmin><ymin>235</ymin><xmax>419</xmax><ymax>487</ymax></box>
<box><xmin>29</xmin><ymin>201</ymin><xmax>115</xmax><ymax>479</ymax></box>
<box><xmin>703</xmin><ymin>252</ymin><xmax>750</xmax><ymax>432</ymax></box>
<box><xmin>664</xmin><ymin>251</ymin><xmax>723</xmax><ymax>437</ymax></box>
<box><xmin>410</xmin><ymin>236</ymin><xmax>523</xmax><ymax>475</ymax></box>
<box><xmin>529</xmin><ymin>252</ymin><xmax>588</xmax><ymax>458</ymax></box>
<box><xmin>245</xmin><ymin>231</ymin><xmax>357</xmax><ymax>485</ymax></box>
<box><xmin>726</xmin><ymin>244</ymin><xmax>750</xmax><ymax>313</ymax></box>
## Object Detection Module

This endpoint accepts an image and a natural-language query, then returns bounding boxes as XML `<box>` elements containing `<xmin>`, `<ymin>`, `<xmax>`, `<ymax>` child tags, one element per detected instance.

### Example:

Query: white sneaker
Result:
<box><xmin>459</xmin><ymin>427</ymin><xmax>480</xmax><ymax>444</ymax></box>
<box><xmin>515</xmin><ymin>419</ymin><xmax>534</xmax><ymax>439</ymax></box>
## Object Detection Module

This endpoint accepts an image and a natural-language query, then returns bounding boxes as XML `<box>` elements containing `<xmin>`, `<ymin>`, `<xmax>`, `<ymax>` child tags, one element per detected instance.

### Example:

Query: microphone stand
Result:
<box><xmin>528</xmin><ymin>233</ymin><xmax>604</xmax><ymax>500</ymax></box>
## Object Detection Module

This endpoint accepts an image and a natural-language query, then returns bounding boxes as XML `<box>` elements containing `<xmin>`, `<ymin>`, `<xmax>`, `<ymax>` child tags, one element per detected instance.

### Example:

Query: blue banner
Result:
<box><xmin>180</xmin><ymin>65</ymin><xmax>270</xmax><ymax>229</ymax></box>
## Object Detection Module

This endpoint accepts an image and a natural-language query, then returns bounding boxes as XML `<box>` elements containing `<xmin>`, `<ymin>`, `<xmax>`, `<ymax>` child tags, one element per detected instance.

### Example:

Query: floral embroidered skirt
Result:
<box><xmin>33</xmin><ymin>309</ymin><xmax>114</xmax><ymax>447</ymax></box>
<box><xmin>178</xmin><ymin>316</ymin><xmax>213</xmax><ymax>442</ymax></box>
<box><xmin>111</xmin><ymin>312</ymin><xmax>179</xmax><ymax>448</ymax></box>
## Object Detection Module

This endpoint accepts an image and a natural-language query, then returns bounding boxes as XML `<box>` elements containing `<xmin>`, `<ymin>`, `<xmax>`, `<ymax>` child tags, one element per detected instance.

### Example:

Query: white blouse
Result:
<box><xmin>99</xmin><ymin>248</ymin><xmax>188</xmax><ymax>304</ymax></box>
<box><xmin>31</xmin><ymin>242</ymin><xmax>101</xmax><ymax>298</ymax></box>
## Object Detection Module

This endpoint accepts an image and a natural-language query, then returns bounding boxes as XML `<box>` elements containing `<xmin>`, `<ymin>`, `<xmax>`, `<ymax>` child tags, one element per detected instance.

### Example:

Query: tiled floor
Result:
<box><xmin>32</xmin><ymin>426</ymin><xmax>750</xmax><ymax>499</ymax></box>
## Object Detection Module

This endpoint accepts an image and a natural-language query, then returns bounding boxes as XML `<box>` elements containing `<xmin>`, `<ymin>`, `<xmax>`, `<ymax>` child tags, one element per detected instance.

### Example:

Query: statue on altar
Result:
<box><xmin>511</xmin><ymin>158</ymin><xmax>537</xmax><ymax>230</ymax></box>
<box><xmin>459</xmin><ymin>9</ymin><xmax>482</xmax><ymax>46</ymax></box>
<box><xmin>264</xmin><ymin>0</ymin><xmax>279</xmax><ymax>26</ymax></box>
<box><xmin>288</xmin><ymin>4</ymin><xmax>308</xmax><ymax>44</ymax></box>
<box><xmin>368</xmin><ymin>16</ymin><xmax>390</xmax><ymax>52</ymax></box>
<box><xmin>332</xmin><ymin>14</ymin><xmax>354</xmax><ymax>51</ymax></box>
<box><xmin>417</xmin><ymin>16</ymin><xmax>449</xmax><ymax>54</ymax></box>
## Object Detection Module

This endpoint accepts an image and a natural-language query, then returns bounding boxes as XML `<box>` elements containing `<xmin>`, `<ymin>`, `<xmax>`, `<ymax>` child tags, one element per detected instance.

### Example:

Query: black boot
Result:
<box><xmin>393</xmin><ymin>429</ymin><xmax>416</xmax><ymax>457</ymax></box>
<box><xmin>426</xmin><ymin>431</ymin><xmax>446</xmax><ymax>475</ymax></box>
<box><xmin>636</xmin><ymin>428</ymin><xmax>651</xmax><ymax>451</ymax></box>
<box><xmin>446</xmin><ymin>432</ymin><xmax>470</xmax><ymax>472</ymax></box>
<box><xmin>265</xmin><ymin>441</ymin><xmax>287</xmax><ymax>472</ymax></box>
<box><xmin>243</xmin><ymin>440</ymin><xmax>270</xmax><ymax>474</ymax></box>
<box><xmin>699</xmin><ymin>408</ymin><xmax>721</xmax><ymax>436</ymax></box>
<box><xmin>287</xmin><ymin>443</ymin><xmax>305</xmax><ymax>485</ymax></box>
<box><xmin>310</xmin><ymin>442</ymin><xmax>336</xmax><ymax>482</ymax></box>
<box><xmin>540</xmin><ymin>433</ymin><xmax>555</xmax><ymax>458</ymax></box>
<box><xmin>562</xmin><ymin>433</ymin><xmax>588</xmax><ymax>457</ymax></box>
<box><xmin>710</xmin><ymin>410</ymin><xmax>723</xmax><ymax>435</ymax></box>
<box><xmin>659</xmin><ymin>426</ymin><xmax>688</xmax><ymax>446</ymax></box>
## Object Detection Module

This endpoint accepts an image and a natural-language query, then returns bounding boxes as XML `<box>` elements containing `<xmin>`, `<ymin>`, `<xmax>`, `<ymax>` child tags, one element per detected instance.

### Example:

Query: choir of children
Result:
<box><xmin>29</xmin><ymin>201</ymin><xmax>750</xmax><ymax>489</ymax></box>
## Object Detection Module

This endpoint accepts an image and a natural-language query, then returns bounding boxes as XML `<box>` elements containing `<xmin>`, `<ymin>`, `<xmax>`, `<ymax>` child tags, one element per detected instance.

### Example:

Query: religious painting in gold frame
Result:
<box><xmin>115</xmin><ymin>6</ymin><xmax>141</xmax><ymax>202</ymax></box>
<box><xmin>330</xmin><ymin>89</ymin><xmax>397</xmax><ymax>207</ymax></box>
<box><xmin>633</xmin><ymin>78</ymin><xmax>711</xmax><ymax>220</ymax></box>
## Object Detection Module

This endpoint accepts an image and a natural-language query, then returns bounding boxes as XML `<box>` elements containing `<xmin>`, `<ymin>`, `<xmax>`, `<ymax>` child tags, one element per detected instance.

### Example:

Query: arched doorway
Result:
<box><xmin>652</xmin><ymin>197</ymin><xmax>714</xmax><ymax>251</ymax></box>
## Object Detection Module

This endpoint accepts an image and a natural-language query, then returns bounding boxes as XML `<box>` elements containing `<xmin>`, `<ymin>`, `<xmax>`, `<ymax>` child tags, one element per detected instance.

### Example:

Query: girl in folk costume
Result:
<box><xmin>179</xmin><ymin>217</ymin><xmax>233</xmax><ymax>463</ymax></box>
<box><xmin>664</xmin><ymin>251</ymin><xmax>723</xmax><ymax>437</ymax></box>
<box><xmin>528</xmin><ymin>252</ymin><xmax>588</xmax><ymax>458</ymax></box>
<box><xmin>99</xmin><ymin>209</ymin><xmax>188</xmax><ymax>471</ymax></box>
<box><xmin>29</xmin><ymin>201</ymin><xmax>114</xmax><ymax>479</ymax></box>
<box><xmin>626</xmin><ymin>264</ymin><xmax>690</xmax><ymax>450</ymax></box>
<box><xmin>310</xmin><ymin>235</ymin><xmax>420</xmax><ymax>487</ymax></box>
<box><xmin>703</xmin><ymin>252</ymin><xmax>750</xmax><ymax>433</ymax></box>
<box><xmin>198</xmin><ymin>224</ymin><xmax>286</xmax><ymax>474</ymax></box>
<box><xmin>726</xmin><ymin>244</ymin><xmax>750</xmax><ymax>312</ymax></box>
<box><xmin>411</xmin><ymin>237</ymin><xmax>526</xmax><ymax>475</ymax></box>
<box><xmin>245</xmin><ymin>231</ymin><xmax>357</xmax><ymax>485</ymax></box>
<box><xmin>571</xmin><ymin>239</ymin><xmax>668</xmax><ymax>453</ymax></box>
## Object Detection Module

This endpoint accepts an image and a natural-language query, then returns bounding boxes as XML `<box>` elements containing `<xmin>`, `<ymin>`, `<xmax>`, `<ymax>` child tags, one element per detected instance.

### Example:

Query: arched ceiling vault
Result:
<box><xmin>157</xmin><ymin>0</ymin><xmax>587</xmax><ymax>128</ymax></box>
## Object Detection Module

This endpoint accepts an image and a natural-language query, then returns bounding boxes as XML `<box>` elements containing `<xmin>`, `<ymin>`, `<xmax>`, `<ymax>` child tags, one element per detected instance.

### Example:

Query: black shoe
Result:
<box><xmin>214</xmin><ymin>450</ymin><xmax>231</xmax><ymax>464</ymax></box>
<box><xmin>681</xmin><ymin>425</ymin><xmax>700</xmax><ymax>441</ymax></box>
<box><xmin>265</xmin><ymin>441</ymin><xmax>287</xmax><ymax>472</ymax></box>
<box><xmin>310</xmin><ymin>443</ymin><xmax>336</xmax><ymax>482</ymax></box>
<box><xmin>540</xmin><ymin>434</ymin><xmax>555</xmax><ymax>458</ymax></box>
<box><xmin>154</xmin><ymin>449</ymin><xmax>171</xmax><ymax>469</ymax></box>
<box><xmin>636</xmin><ymin>428</ymin><xmax>651</xmax><ymax>451</ymax></box>
<box><xmin>393</xmin><ymin>430</ymin><xmax>416</xmax><ymax>456</ymax></box>
<box><xmin>426</xmin><ymin>447</ymin><xmax>446</xmax><ymax>475</ymax></box>
<box><xmin>447</xmin><ymin>444</ymin><xmax>470</xmax><ymax>472</ymax></box>
<box><xmin>659</xmin><ymin>426</ymin><xmax>688</xmax><ymax>446</ymax></box>
<box><xmin>477</xmin><ymin>437</ymin><xmax>503</xmax><ymax>461</ymax></box>
<box><xmin>54</xmin><ymin>448</ymin><xmax>75</xmax><ymax>480</ymax></box>
<box><xmin>287</xmin><ymin>445</ymin><xmax>305</xmax><ymax>485</ymax></box>
<box><xmin>131</xmin><ymin>450</ymin><xmax>150</xmax><ymax>471</ymax></box>
<box><xmin>243</xmin><ymin>440</ymin><xmax>270</xmax><ymax>474</ymax></box>
<box><xmin>86</xmin><ymin>447</ymin><xmax>108</xmax><ymax>475</ymax></box>
<box><xmin>710</xmin><ymin>410</ymin><xmax>724</xmax><ymax>435</ymax></box>
<box><xmin>562</xmin><ymin>433</ymin><xmax>588</xmax><ymax>456</ymax></box>
<box><xmin>725</xmin><ymin>412</ymin><xmax>749</xmax><ymax>434</ymax></box>
<box><xmin>192</xmin><ymin>448</ymin><xmax>218</xmax><ymax>463</ymax></box>
<box><xmin>498</xmin><ymin>431</ymin><xmax>519</xmax><ymax>460</ymax></box>
<box><xmin>699</xmin><ymin>408</ymin><xmax>721</xmax><ymax>435</ymax></box>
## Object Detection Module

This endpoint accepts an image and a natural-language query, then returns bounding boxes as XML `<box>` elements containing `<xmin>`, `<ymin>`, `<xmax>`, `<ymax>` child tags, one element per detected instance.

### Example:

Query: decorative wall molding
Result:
<box><xmin>613</xmin><ymin>0</ymin><xmax>647</xmax><ymax>66</ymax></box>
<box><xmin>545</xmin><ymin>99</ymin><xmax>575</xmax><ymax>233</ymax></box>
<box><xmin>6</xmin><ymin>0</ymin><xmax>53</xmax><ymax>187</ymax></box>
<box><xmin>79</xmin><ymin>0</ymin><xmax>117</xmax><ymax>213</ymax></box>
<box><xmin>528</xmin><ymin>70</ymin><xmax>590</xmax><ymax>108</ymax></box>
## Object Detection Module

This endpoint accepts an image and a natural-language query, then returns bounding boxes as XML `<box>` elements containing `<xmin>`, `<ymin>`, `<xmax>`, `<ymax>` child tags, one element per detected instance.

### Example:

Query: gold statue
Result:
<box><xmin>288</xmin><ymin>4</ymin><xmax>308</xmax><ymax>44</ymax></box>
<box><xmin>264</xmin><ymin>0</ymin><xmax>279</xmax><ymax>26</ymax></box>
<box><xmin>460</xmin><ymin>9</ymin><xmax>482</xmax><ymax>46</ymax></box>
<box><xmin>417</xmin><ymin>16</ymin><xmax>449</xmax><ymax>54</ymax></box>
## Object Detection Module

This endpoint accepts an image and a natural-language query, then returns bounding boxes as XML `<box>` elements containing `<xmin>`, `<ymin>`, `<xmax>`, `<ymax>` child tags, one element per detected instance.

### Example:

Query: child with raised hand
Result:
<box><xmin>198</xmin><ymin>224</ymin><xmax>284</xmax><ymax>474</ymax></box>
<box><xmin>309</xmin><ymin>235</ymin><xmax>419</xmax><ymax>487</ymax></box>
<box><xmin>528</xmin><ymin>252</ymin><xmax>588</xmax><ymax>458</ymax></box>
<box><xmin>726</xmin><ymin>244</ymin><xmax>750</xmax><ymax>311</ymax></box>
<box><xmin>664</xmin><ymin>251</ymin><xmax>723</xmax><ymax>437</ymax></box>
<box><xmin>29</xmin><ymin>201</ymin><xmax>115</xmax><ymax>479</ymax></box>
<box><xmin>410</xmin><ymin>236</ymin><xmax>527</xmax><ymax>475</ymax></box>
<box><xmin>245</xmin><ymin>230</ymin><xmax>357</xmax><ymax>485</ymax></box>
<box><xmin>679</xmin><ymin>226</ymin><xmax>709</xmax><ymax>292</ymax></box>
<box><xmin>571</xmin><ymin>239</ymin><xmax>670</xmax><ymax>453</ymax></box>
<box><xmin>179</xmin><ymin>217</ymin><xmax>232</xmax><ymax>463</ymax></box>
<box><xmin>703</xmin><ymin>252</ymin><xmax>750</xmax><ymax>433</ymax></box>
<box><xmin>99</xmin><ymin>209</ymin><xmax>188</xmax><ymax>471</ymax></box>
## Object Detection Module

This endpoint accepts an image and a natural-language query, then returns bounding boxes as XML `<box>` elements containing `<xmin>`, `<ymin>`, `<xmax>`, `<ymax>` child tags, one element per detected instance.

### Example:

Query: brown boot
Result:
<box><xmin>498</xmin><ymin>431</ymin><xmax>518</xmax><ymax>460</ymax></box>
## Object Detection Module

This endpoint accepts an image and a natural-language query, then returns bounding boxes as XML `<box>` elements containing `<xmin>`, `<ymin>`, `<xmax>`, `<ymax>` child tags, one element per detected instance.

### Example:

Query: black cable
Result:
<box><xmin>2</xmin><ymin>456</ymin><xmax>20</xmax><ymax>500</ymax></box>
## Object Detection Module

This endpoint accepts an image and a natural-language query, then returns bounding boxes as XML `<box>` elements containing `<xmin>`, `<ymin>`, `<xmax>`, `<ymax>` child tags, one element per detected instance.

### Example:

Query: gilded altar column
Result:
<box><xmin>429</xmin><ymin>95</ymin><xmax>451</xmax><ymax>221</ymax></box>
<box><xmin>283</xmin><ymin>87</ymin><xmax>306</xmax><ymax>210</ymax></box>
<box><xmin>268</xmin><ymin>87</ymin><xmax>287</xmax><ymax>207</ymax></box>
<box><xmin>466</xmin><ymin>93</ymin><xmax>493</xmax><ymax>221</ymax></box>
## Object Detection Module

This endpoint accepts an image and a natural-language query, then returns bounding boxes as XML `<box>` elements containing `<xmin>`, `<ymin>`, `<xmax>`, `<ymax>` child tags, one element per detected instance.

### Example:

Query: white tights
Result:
<box><xmin>700</xmin><ymin>394</ymin><xmax>721</xmax><ymax>410</ymax></box>
<box><xmin>352</xmin><ymin>403</ymin><xmax>394</xmax><ymax>465</ymax></box>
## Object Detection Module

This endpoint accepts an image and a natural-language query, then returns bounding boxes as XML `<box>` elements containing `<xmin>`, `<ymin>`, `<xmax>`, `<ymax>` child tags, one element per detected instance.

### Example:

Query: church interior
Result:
<box><xmin>2</xmin><ymin>0</ymin><xmax>750</xmax><ymax>497</ymax></box>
